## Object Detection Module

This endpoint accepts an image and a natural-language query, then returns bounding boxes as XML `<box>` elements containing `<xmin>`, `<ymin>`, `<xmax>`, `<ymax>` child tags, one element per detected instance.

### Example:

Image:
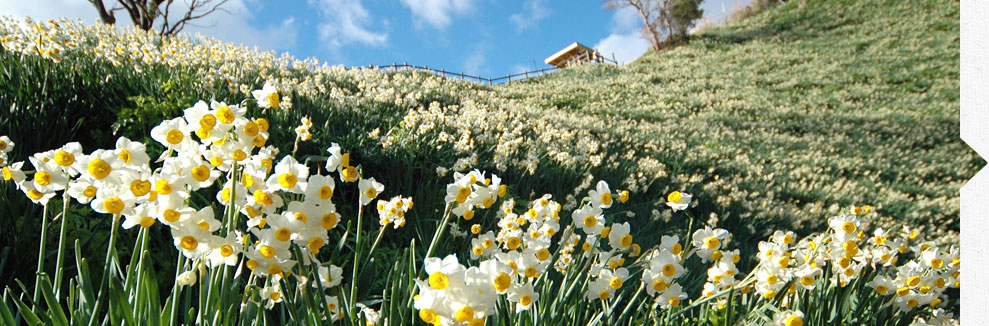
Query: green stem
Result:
<box><xmin>666</xmin><ymin>259</ymin><xmax>762</xmax><ymax>321</ymax></box>
<box><xmin>168</xmin><ymin>254</ymin><xmax>185</xmax><ymax>325</ymax></box>
<box><xmin>366</xmin><ymin>226</ymin><xmax>387</xmax><ymax>259</ymax></box>
<box><xmin>349</xmin><ymin>204</ymin><xmax>364</xmax><ymax>315</ymax></box>
<box><xmin>87</xmin><ymin>213</ymin><xmax>120</xmax><ymax>326</ymax></box>
<box><xmin>616</xmin><ymin>282</ymin><xmax>644</xmax><ymax>323</ymax></box>
<box><xmin>240</xmin><ymin>272</ymin><xmax>258</xmax><ymax>323</ymax></box>
<box><xmin>405</xmin><ymin>205</ymin><xmax>453</xmax><ymax>308</ymax></box>
<box><xmin>724</xmin><ymin>288</ymin><xmax>736</xmax><ymax>326</ymax></box>
<box><xmin>422</xmin><ymin>205</ymin><xmax>452</xmax><ymax>264</ymax></box>
<box><xmin>292</xmin><ymin>136</ymin><xmax>300</xmax><ymax>158</ymax></box>
<box><xmin>54</xmin><ymin>191</ymin><xmax>70</xmax><ymax>299</ymax></box>
<box><xmin>32</xmin><ymin>203</ymin><xmax>49</xmax><ymax>314</ymax></box>
<box><xmin>199</xmin><ymin>260</ymin><xmax>206</xmax><ymax>324</ymax></box>
<box><xmin>132</xmin><ymin>227</ymin><xmax>149</xmax><ymax>318</ymax></box>
<box><xmin>310</xmin><ymin>263</ymin><xmax>334</xmax><ymax>323</ymax></box>
<box><xmin>224</xmin><ymin>162</ymin><xmax>239</xmax><ymax>233</ymax></box>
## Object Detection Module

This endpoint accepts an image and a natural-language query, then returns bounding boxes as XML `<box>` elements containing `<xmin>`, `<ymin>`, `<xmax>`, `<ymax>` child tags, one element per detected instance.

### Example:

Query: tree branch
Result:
<box><xmin>87</xmin><ymin>0</ymin><xmax>117</xmax><ymax>24</ymax></box>
<box><xmin>88</xmin><ymin>0</ymin><xmax>231</xmax><ymax>35</ymax></box>
<box><xmin>161</xmin><ymin>0</ymin><xmax>230</xmax><ymax>36</ymax></box>
<box><xmin>602</xmin><ymin>0</ymin><xmax>691</xmax><ymax>52</ymax></box>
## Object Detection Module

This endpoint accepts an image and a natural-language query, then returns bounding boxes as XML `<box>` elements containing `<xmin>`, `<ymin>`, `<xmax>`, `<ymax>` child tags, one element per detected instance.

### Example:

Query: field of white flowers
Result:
<box><xmin>0</xmin><ymin>0</ymin><xmax>972</xmax><ymax>325</ymax></box>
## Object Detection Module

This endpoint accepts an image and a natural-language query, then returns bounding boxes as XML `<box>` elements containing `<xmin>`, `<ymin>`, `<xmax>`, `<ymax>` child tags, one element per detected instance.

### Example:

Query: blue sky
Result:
<box><xmin>2</xmin><ymin>0</ymin><xmax>750</xmax><ymax>77</ymax></box>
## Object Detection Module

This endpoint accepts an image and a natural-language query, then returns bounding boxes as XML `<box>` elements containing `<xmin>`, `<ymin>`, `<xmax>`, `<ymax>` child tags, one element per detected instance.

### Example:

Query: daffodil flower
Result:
<box><xmin>585</xmin><ymin>274</ymin><xmax>615</xmax><ymax>301</ymax></box>
<box><xmin>322</xmin><ymin>296</ymin><xmax>341</xmax><ymax>321</ymax></box>
<box><xmin>90</xmin><ymin>183</ymin><xmax>137</xmax><ymax>216</ymax></box>
<box><xmin>154</xmin><ymin>195</ymin><xmax>196</xmax><ymax>227</ymax></box>
<box><xmin>260</xmin><ymin>282</ymin><xmax>283</xmax><ymax>309</ymax></box>
<box><xmin>508</xmin><ymin>283</ymin><xmax>538</xmax><ymax>311</ymax></box>
<box><xmin>251</xmin><ymin>82</ymin><xmax>281</xmax><ymax>110</ymax></box>
<box><xmin>206</xmin><ymin>232</ymin><xmax>242</xmax><ymax>267</ymax></box>
<box><xmin>358</xmin><ymin>177</ymin><xmax>384</xmax><ymax>206</ymax></box>
<box><xmin>67</xmin><ymin>177</ymin><xmax>98</xmax><ymax>204</ymax></box>
<box><xmin>424</xmin><ymin>255</ymin><xmax>466</xmax><ymax>290</ymax></box>
<box><xmin>171</xmin><ymin>220</ymin><xmax>212</xmax><ymax>259</ymax></box>
<box><xmin>265</xmin><ymin>155</ymin><xmax>308</xmax><ymax>194</ymax></box>
<box><xmin>317</xmin><ymin>265</ymin><xmax>344</xmax><ymax>288</ymax></box>
<box><xmin>176</xmin><ymin>270</ymin><xmax>197</xmax><ymax>287</ymax></box>
<box><xmin>121</xmin><ymin>203</ymin><xmax>157</xmax><ymax>229</ymax></box>
<box><xmin>19</xmin><ymin>179</ymin><xmax>56</xmax><ymax>205</ymax></box>
<box><xmin>666</xmin><ymin>191</ymin><xmax>692</xmax><ymax>211</ymax></box>
<box><xmin>771</xmin><ymin>310</ymin><xmax>804</xmax><ymax>326</ymax></box>
<box><xmin>608</xmin><ymin>222</ymin><xmax>633</xmax><ymax>249</ymax></box>
<box><xmin>0</xmin><ymin>135</ymin><xmax>14</xmax><ymax>154</ymax></box>
<box><xmin>574</xmin><ymin>204</ymin><xmax>605</xmax><ymax>236</ymax></box>
<box><xmin>324</xmin><ymin>143</ymin><xmax>344</xmax><ymax>173</ymax></box>
<box><xmin>28</xmin><ymin>155</ymin><xmax>68</xmax><ymax>192</ymax></box>
<box><xmin>304</xmin><ymin>174</ymin><xmax>335</xmax><ymax>206</ymax></box>
<box><xmin>588</xmin><ymin>180</ymin><xmax>613</xmax><ymax>209</ymax></box>
<box><xmin>114</xmin><ymin>137</ymin><xmax>150</xmax><ymax>168</ymax></box>
<box><xmin>49</xmin><ymin>142</ymin><xmax>84</xmax><ymax>176</ymax></box>
<box><xmin>692</xmin><ymin>226</ymin><xmax>730</xmax><ymax>262</ymax></box>
<box><xmin>151</xmin><ymin>117</ymin><xmax>195</xmax><ymax>153</ymax></box>
<box><xmin>657</xmin><ymin>283</ymin><xmax>687</xmax><ymax>308</ymax></box>
<box><xmin>210</xmin><ymin>100</ymin><xmax>246</xmax><ymax>130</ymax></box>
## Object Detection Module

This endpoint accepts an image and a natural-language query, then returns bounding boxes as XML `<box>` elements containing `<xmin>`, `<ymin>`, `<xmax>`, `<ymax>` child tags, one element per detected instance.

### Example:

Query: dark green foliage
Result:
<box><xmin>670</xmin><ymin>0</ymin><xmax>705</xmax><ymax>42</ymax></box>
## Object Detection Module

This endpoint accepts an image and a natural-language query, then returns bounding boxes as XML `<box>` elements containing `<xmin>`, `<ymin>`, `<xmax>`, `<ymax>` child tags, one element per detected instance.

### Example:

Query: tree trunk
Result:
<box><xmin>89</xmin><ymin>0</ymin><xmax>116</xmax><ymax>24</ymax></box>
<box><xmin>629</xmin><ymin>1</ymin><xmax>663</xmax><ymax>52</ymax></box>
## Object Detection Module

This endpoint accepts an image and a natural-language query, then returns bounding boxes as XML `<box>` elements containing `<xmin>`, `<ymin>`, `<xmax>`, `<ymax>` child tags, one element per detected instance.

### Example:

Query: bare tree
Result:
<box><xmin>86</xmin><ymin>0</ymin><xmax>230</xmax><ymax>36</ymax></box>
<box><xmin>604</xmin><ymin>0</ymin><xmax>704</xmax><ymax>52</ymax></box>
<box><xmin>604</xmin><ymin>0</ymin><xmax>666</xmax><ymax>52</ymax></box>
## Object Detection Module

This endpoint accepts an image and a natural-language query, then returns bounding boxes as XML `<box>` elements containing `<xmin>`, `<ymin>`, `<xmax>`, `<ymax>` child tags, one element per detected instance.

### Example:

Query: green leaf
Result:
<box><xmin>143</xmin><ymin>259</ymin><xmax>162</xmax><ymax>323</ymax></box>
<box><xmin>74</xmin><ymin>241</ymin><xmax>96</xmax><ymax>308</ymax></box>
<box><xmin>159</xmin><ymin>292</ymin><xmax>174</xmax><ymax>326</ymax></box>
<box><xmin>108</xmin><ymin>277</ymin><xmax>136</xmax><ymax>325</ymax></box>
<box><xmin>6</xmin><ymin>287</ymin><xmax>44</xmax><ymax>326</ymax></box>
<box><xmin>38</xmin><ymin>275</ymin><xmax>69</xmax><ymax>326</ymax></box>
<box><xmin>1</xmin><ymin>289</ymin><xmax>20</xmax><ymax>326</ymax></box>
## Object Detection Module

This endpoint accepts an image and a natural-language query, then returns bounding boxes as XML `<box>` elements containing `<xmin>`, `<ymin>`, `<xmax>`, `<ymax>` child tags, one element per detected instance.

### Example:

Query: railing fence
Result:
<box><xmin>352</xmin><ymin>50</ymin><xmax>617</xmax><ymax>85</ymax></box>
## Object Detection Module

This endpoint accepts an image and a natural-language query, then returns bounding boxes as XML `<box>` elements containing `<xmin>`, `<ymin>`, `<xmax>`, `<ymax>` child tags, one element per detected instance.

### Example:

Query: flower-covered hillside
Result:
<box><xmin>0</xmin><ymin>0</ymin><xmax>974</xmax><ymax>296</ymax></box>
<box><xmin>501</xmin><ymin>0</ymin><xmax>974</xmax><ymax>236</ymax></box>
<box><xmin>0</xmin><ymin>0</ymin><xmax>973</xmax><ymax>324</ymax></box>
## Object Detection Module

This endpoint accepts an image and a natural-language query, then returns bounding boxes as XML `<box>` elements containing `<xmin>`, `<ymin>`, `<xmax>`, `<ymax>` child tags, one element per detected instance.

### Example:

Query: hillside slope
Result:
<box><xmin>498</xmin><ymin>0</ymin><xmax>975</xmax><ymax>234</ymax></box>
<box><xmin>0</xmin><ymin>0</ymin><xmax>976</xmax><ymax>290</ymax></box>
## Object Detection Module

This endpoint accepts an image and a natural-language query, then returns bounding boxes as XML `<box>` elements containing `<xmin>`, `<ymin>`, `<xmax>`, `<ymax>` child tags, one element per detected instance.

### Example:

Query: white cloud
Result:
<box><xmin>182</xmin><ymin>1</ymin><xmax>299</xmax><ymax>52</ymax></box>
<box><xmin>508</xmin><ymin>0</ymin><xmax>550</xmax><ymax>33</ymax></box>
<box><xmin>463</xmin><ymin>51</ymin><xmax>485</xmax><ymax>75</ymax></box>
<box><xmin>510</xmin><ymin>64</ymin><xmax>528</xmax><ymax>75</ymax></box>
<box><xmin>399</xmin><ymin>0</ymin><xmax>474</xmax><ymax>29</ymax></box>
<box><xmin>0</xmin><ymin>0</ymin><xmax>299</xmax><ymax>52</ymax></box>
<box><xmin>309</xmin><ymin>0</ymin><xmax>388</xmax><ymax>48</ymax></box>
<box><xmin>610</xmin><ymin>6</ymin><xmax>640</xmax><ymax>33</ymax></box>
<box><xmin>593</xmin><ymin>6</ymin><xmax>650</xmax><ymax>65</ymax></box>
<box><xmin>593</xmin><ymin>32</ymin><xmax>650</xmax><ymax>65</ymax></box>
<box><xmin>463</xmin><ymin>42</ymin><xmax>490</xmax><ymax>76</ymax></box>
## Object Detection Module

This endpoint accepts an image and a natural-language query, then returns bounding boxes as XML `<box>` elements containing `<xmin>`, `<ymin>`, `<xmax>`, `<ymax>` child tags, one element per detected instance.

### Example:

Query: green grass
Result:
<box><xmin>0</xmin><ymin>0</ymin><xmax>975</xmax><ymax>324</ymax></box>
<box><xmin>501</xmin><ymin>0</ymin><xmax>974</xmax><ymax>235</ymax></box>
